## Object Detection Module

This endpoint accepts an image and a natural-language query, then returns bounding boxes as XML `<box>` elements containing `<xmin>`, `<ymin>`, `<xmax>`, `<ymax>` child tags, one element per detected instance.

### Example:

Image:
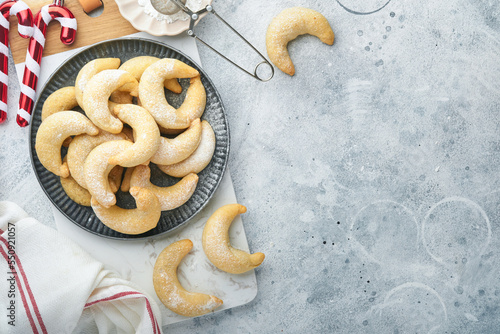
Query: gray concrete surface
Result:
<box><xmin>2</xmin><ymin>0</ymin><xmax>500</xmax><ymax>332</ymax></box>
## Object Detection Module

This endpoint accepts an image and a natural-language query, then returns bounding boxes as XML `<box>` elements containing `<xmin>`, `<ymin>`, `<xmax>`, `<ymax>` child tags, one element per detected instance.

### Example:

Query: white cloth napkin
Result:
<box><xmin>0</xmin><ymin>201</ymin><xmax>163</xmax><ymax>334</ymax></box>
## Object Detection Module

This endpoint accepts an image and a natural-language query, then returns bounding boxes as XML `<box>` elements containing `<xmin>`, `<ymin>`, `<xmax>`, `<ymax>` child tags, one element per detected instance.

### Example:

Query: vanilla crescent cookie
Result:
<box><xmin>175</xmin><ymin>76</ymin><xmax>206</xmax><ymax>125</ymax></box>
<box><xmin>41</xmin><ymin>86</ymin><xmax>79</xmax><ymax>147</ymax></box>
<box><xmin>41</xmin><ymin>86</ymin><xmax>79</xmax><ymax>121</ymax></box>
<box><xmin>108</xmin><ymin>166</ymin><xmax>124</xmax><ymax>193</ymax></box>
<box><xmin>120</xmin><ymin>167</ymin><xmax>135</xmax><ymax>192</ymax></box>
<box><xmin>153</xmin><ymin>239</ymin><xmax>223</xmax><ymax>317</ymax></box>
<box><xmin>157</xmin><ymin>120</ymin><xmax>215</xmax><ymax>178</ymax></box>
<box><xmin>130</xmin><ymin>165</ymin><xmax>199</xmax><ymax>211</ymax></box>
<box><xmin>120</xmin><ymin>126</ymin><xmax>135</xmax><ymax>142</ymax></box>
<box><xmin>266</xmin><ymin>7</ymin><xmax>334</xmax><ymax>75</ymax></box>
<box><xmin>109</xmin><ymin>104</ymin><xmax>161</xmax><ymax>167</ymax></box>
<box><xmin>35</xmin><ymin>111</ymin><xmax>99</xmax><ymax>177</ymax></box>
<box><xmin>157</xmin><ymin>125</ymin><xmax>185</xmax><ymax>136</ymax></box>
<box><xmin>75</xmin><ymin>58</ymin><xmax>121</xmax><ymax>107</ymax></box>
<box><xmin>109</xmin><ymin>90</ymin><xmax>133</xmax><ymax>105</ymax></box>
<box><xmin>82</xmin><ymin>69</ymin><xmax>139</xmax><ymax>134</ymax></box>
<box><xmin>67</xmin><ymin>131</ymin><xmax>127</xmax><ymax>188</ymax></box>
<box><xmin>119</xmin><ymin>56</ymin><xmax>182</xmax><ymax>94</ymax></box>
<box><xmin>202</xmin><ymin>204</ymin><xmax>265</xmax><ymax>274</ymax></box>
<box><xmin>61</xmin><ymin>174</ymin><xmax>92</xmax><ymax>206</ymax></box>
<box><xmin>139</xmin><ymin>59</ymin><xmax>204</xmax><ymax>129</ymax></box>
<box><xmin>84</xmin><ymin>140</ymin><xmax>133</xmax><ymax>208</ymax></box>
<box><xmin>91</xmin><ymin>187</ymin><xmax>161</xmax><ymax>235</ymax></box>
<box><xmin>60</xmin><ymin>157</ymin><xmax>91</xmax><ymax>206</ymax></box>
<box><xmin>150</xmin><ymin>118</ymin><xmax>202</xmax><ymax>165</ymax></box>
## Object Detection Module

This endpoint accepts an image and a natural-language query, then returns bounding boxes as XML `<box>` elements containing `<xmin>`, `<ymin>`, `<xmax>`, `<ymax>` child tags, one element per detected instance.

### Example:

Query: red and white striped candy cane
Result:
<box><xmin>17</xmin><ymin>0</ymin><xmax>76</xmax><ymax>127</ymax></box>
<box><xmin>0</xmin><ymin>0</ymin><xmax>32</xmax><ymax>124</ymax></box>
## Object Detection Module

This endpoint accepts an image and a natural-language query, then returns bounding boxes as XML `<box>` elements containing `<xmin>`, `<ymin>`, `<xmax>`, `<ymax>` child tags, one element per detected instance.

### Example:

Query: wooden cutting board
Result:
<box><xmin>10</xmin><ymin>0</ymin><xmax>138</xmax><ymax>64</ymax></box>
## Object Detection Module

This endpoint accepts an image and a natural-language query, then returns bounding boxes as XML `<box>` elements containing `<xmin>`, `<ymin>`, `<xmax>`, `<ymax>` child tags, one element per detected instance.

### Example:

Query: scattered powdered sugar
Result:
<box><xmin>166</xmin><ymin>292</ymin><xmax>182</xmax><ymax>309</ymax></box>
<box><xmin>199</xmin><ymin>296</ymin><xmax>221</xmax><ymax>311</ymax></box>
<box><xmin>138</xmin><ymin>0</ymin><xmax>203</xmax><ymax>24</ymax></box>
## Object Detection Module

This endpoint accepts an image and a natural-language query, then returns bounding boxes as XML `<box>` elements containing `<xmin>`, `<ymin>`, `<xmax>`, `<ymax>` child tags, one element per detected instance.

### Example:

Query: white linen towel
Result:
<box><xmin>0</xmin><ymin>201</ymin><xmax>163</xmax><ymax>334</ymax></box>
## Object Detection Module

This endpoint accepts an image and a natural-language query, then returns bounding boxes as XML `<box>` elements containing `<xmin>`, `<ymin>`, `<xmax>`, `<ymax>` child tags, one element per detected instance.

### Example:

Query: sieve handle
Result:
<box><xmin>170</xmin><ymin>0</ymin><xmax>274</xmax><ymax>82</ymax></box>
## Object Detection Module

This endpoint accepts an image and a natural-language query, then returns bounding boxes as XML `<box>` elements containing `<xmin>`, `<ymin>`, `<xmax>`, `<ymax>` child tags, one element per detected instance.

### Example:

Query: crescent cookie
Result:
<box><xmin>75</xmin><ymin>58</ymin><xmax>121</xmax><ymax>107</ymax></box>
<box><xmin>153</xmin><ymin>239</ymin><xmax>223</xmax><ymax>317</ymax></box>
<box><xmin>109</xmin><ymin>104</ymin><xmax>161</xmax><ymax>167</ymax></box>
<box><xmin>120</xmin><ymin>126</ymin><xmax>135</xmax><ymax>142</ymax></box>
<box><xmin>266</xmin><ymin>7</ymin><xmax>334</xmax><ymax>75</ymax></box>
<box><xmin>109</xmin><ymin>90</ymin><xmax>134</xmax><ymax>105</ymax></box>
<box><xmin>150</xmin><ymin>118</ymin><xmax>202</xmax><ymax>165</ymax></box>
<box><xmin>61</xmin><ymin>174</ymin><xmax>91</xmax><ymax>206</ymax></box>
<box><xmin>67</xmin><ymin>131</ymin><xmax>127</xmax><ymax>188</ymax></box>
<box><xmin>157</xmin><ymin>126</ymin><xmax>185</xmax><ymax>136</ymax></box>
<box><xmin>91</xmin><ymin>187</ymin><xmax>161</xmax><ymax>235</ymax></box>
<box><xmin>82</xmin><ymin>69</ymin><xmax>139</xmax><ymax>134</ymax></box>
<box><xmin>139</xmin><ymin>59</ymin><xmax>204</xmax><ymax>129</ymax></box>
<box><xmin>130</xmin><ymin>165</ymin><xmax>199</xmax><ymax>211</ymax></box>
<box><xmin>60</xmin><ymin>157</ymin><xmax>91</xmax><ymax>206</ymax></box>
<box><xmin>157</xmin><ymin>120</ymin><xmax>215</xmax><ymax>178</ymax></box>
<box><xmin>35</xmin><ymin>111</ymin><xmax>99</xmax><ymax>177</ymax></box>
<box><xmin>84</xmin><ymin>140</ymin><xmax>133</xmax><ymax>208</ymax></box>
<box><xmin>120</xmin><ymin>167</ymin><xmax>135</xmax><ymax>192</ymax></box>
<box><xmin>63</xmin><ymin>165</ymin><xmax>122</xmax><ymax>199</ymax></box>
<box><xmin>41</xmin><ymin>86</ymin><xmax>78</xmax><ymax>121</ymax></box>
<box><xmin>202</xmin><ymin>204</ymin><xmax>265</xmax><ymax>274</ymax></box>
<box><xmin>108</xmin><ymin>166</ymin><xmax>124</xmax><ymax>193</ymax></box>
<box><xmin>41</xmin><ymin>86</ymin><xmax>79</xmax><ymax>147</ymax></box>
<box><xmin>119</xmin><ymin>56</ymin><xmax>182</xmax><ymax>94</ymax></box>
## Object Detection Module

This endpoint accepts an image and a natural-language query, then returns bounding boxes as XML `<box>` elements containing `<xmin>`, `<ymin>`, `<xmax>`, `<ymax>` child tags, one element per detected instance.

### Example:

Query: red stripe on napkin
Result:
<box><xmin>0</xmin><ymin>233</ymin><xmax>48</xmax><ymax>334</ymax></box>
<box><xmin>0</xmin><ymin>245</ymin><xmax>39</xmax><ymax>333</ymax></box>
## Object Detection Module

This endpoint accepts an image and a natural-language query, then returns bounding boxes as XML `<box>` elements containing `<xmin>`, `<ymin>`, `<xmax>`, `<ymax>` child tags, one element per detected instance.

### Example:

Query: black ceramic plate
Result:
<box><xmin>29</xmin><ymin>38</ymin><xmax>229</xmax><ymax>239</ymax></box>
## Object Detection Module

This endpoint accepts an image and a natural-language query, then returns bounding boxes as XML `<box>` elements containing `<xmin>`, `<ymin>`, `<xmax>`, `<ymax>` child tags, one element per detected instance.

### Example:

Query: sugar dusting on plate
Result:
<box><xmin>138</xmin><ymin>0</ymin><xmax>202</xmax><ymax>23</ymax></box>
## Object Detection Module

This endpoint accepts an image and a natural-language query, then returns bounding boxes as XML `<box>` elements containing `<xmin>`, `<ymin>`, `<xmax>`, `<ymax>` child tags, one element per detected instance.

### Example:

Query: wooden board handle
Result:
<box><xmin>78</xmin><ymin>0</ymin><xmax>103</xmax><ymax>13</ymax></box>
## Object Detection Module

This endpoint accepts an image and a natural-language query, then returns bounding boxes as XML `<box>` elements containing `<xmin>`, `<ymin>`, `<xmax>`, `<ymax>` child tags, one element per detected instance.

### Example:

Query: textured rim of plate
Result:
<box><xmin>115</xmin><ymin>0</ymin><xmax>212</xmax><ymax>36</ymax></box>
<box><xmin>29</xmin><ymin>37</ymin><xmax>229</xmax><ymax>240</ymax></box>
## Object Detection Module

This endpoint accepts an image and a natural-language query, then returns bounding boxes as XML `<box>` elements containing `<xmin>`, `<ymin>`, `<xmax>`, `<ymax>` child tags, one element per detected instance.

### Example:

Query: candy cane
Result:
<box><xmin>17</xmin><ymin>0</ymin><xmax>76</xmax><ymax>127</ymax></box>
<box><xmin>0</xmin><ymin>0</ymin><xmax>32</xmax><ymax>124</ymax></box>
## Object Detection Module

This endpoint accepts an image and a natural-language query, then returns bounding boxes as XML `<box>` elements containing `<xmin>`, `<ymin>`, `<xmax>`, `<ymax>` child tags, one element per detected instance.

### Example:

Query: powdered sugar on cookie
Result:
<box><xmin>157</xmin><ymin>120</ymin><xmax>215</xmax><ymax>178</ymax></box>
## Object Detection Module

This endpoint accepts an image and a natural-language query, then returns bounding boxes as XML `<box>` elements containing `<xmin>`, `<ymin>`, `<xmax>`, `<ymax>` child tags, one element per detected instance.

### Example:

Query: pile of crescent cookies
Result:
<box><xmin>34</xmin><ymin>56</ymin><xmax>265</xmax><ymax>317</ymax></box>
<box><xmin>35</xmin><ymin>56</ymin><xmax>213</xmax><ymax>235</ymax></box>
